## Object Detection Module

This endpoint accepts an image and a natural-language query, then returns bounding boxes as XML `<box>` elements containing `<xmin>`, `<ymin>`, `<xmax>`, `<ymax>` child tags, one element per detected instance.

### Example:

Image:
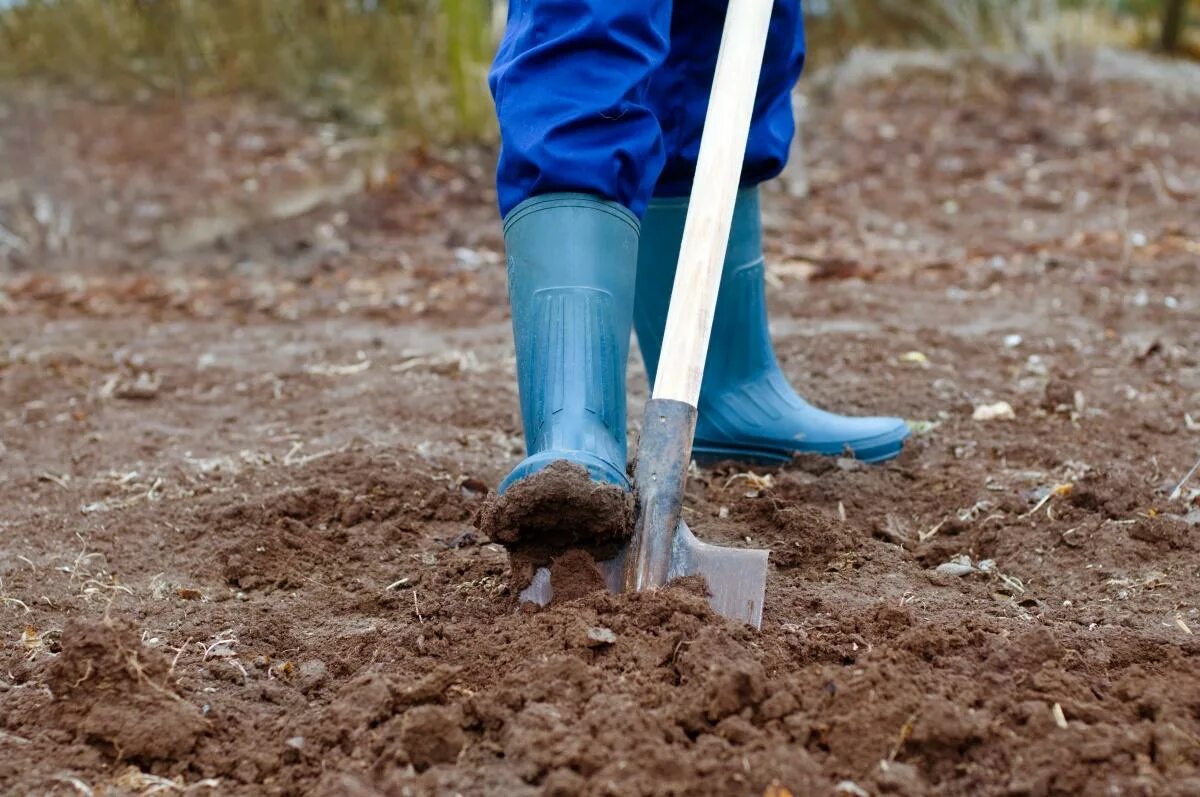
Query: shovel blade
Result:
<box><xmin>666</xmin><ymin>520</ymin><xmax>768</xmax><ymax>628</ymax></box>
<box><xmin>517</xmin><ymin>520</ymin><xmax>768</xmax><ymax>628</ymax></box>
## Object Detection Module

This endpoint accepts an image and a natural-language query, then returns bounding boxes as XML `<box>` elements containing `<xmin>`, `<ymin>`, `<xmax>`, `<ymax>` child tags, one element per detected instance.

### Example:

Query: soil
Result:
<box><xmin>476</xmin><ymin>461</ymin><xmax>634</xmax><ymax>551</ymax></box>
<box><xmin>3</xmin><ymin>53</ymin><xmax>1200</xmax><ymax>796</ymax></box>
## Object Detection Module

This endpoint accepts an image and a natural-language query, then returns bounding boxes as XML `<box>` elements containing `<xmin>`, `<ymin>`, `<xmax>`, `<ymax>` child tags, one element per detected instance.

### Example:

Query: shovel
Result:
<box><xmin>520</xmin><ymin>0</ymin><xmax>774</xmax><ymax>627</ymax></box>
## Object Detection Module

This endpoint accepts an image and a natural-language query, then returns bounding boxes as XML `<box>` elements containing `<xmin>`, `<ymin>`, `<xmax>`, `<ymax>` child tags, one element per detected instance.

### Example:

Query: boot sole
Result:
<box><xmin>693</xmin><ymin>436</ymin><xmax>907</xmax><ymax>467</ymax></box>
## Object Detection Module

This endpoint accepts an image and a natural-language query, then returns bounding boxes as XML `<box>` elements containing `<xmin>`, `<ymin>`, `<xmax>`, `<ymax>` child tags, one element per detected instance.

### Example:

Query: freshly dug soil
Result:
<box><xmin>3</xmin><ymin>56</ymin><xmax>1200</xmax><ymax>796</ymax></box>
<box><xmin>548</xmin><ymin>549</ymin><xmax>609</xmax><ymax>603</ymax></box>
<box><xmin>477</xmin><ymin>460</ymin><xmax>634</xmax><ymax>551</ymax></box>
<box><xmin>45</xmin><ymin>618</ymin><xmax>207</xmax><ymax>764</ymax></box>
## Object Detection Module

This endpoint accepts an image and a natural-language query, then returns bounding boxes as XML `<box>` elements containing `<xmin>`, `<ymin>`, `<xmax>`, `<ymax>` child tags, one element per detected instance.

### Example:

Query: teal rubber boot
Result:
<box><xmin>634</xmin><ymin>187</ymin><xmax>909</xmax><ymax>464</ymax></box>
<box><xmin>499</xmin><ymin>193</ymin><xmax>638</xmax><ymax>494</ymax></box>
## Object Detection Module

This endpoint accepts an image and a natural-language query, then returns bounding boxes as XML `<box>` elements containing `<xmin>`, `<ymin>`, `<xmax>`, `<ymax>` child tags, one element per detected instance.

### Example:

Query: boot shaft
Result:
<box><xmin>503</xmin><ymin>194</ymin><xmax>639</xmax><ymax>460</ymax></box>
<box><xmin>635</xmin><ymin>186</ymin><xmax>774</xmax><ymax>392</ymax></box>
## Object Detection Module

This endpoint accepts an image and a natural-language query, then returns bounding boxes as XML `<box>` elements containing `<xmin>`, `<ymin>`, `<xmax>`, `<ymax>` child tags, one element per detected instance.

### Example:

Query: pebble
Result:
<box><xmin>973</xmin><ymin>401</ymin><xmax>1016</xmax><ymax>421</ymax></box>
<box><xmin>585</xmin><ymin>627</ymin><xmax>617</xmax><ymax>647</ymax></box>
<box><xmin>936</xmin><ymin>555</ymin><xmax>977</xmax><ymax>577</ymax></box>
<box><xmin>297</xmin><ymin>660</ymin><xmax>327</xmax><ymax>694</ymax></box>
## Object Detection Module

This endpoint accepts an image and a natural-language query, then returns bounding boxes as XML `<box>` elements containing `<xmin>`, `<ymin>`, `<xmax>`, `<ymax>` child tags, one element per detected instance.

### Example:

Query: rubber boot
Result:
<box><xmin>634</xmin><ymin>187</ymin><xmax>909</xmax><ymax>464</ymax></box>
<box><xmin>499</xmin><ymin>193</ymin><xmax>638</xmax><ymax>494</ymax></box>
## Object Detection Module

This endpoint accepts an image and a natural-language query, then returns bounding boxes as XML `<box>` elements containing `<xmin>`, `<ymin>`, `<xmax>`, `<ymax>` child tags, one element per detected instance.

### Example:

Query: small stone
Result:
<box><xmin>877</xmin><ymin>760</ymin><xmax>923</xmax><ymax>794</ymax></box>
<box><xmin>972</xmin><ymin>401</ymin><xmax>1016</xmax><ymax>421</ymax></box>
<box><xmin>285</xmin><ymin>736</ymin><xmax>305</xmax><ymax>749</ymax></box>
<box><xmin>296</xmin><ymin>660</ymin><xmax>327</xmax><ymax>694</ymax></box>
<box><xmin>114</xmin><ymin>371</ymin><xmax>161</xmax><ymax>400</ymax></box>
<box><xmin>585</xmin><ymin>626</ymin><xmax>617</xmax><ymax>647</ymax></box>
<box><xmin>935</xmin><ymin>555</ymin><xmax>976</xmax><ymax>577</ymax></box>
<box><xmin>1024</xmin><ymin>354</ymin><xmax>1049</xmax><ymax>377</ymax></box>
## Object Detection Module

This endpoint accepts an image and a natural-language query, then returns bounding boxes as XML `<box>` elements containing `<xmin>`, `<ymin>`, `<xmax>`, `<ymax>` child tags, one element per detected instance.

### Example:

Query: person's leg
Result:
<box><xmin>491</xmin><ymin>0</ymin><xmax>671</xmax><ymax>218</ymax></box>
<box><xmin>648</xmin><ymin>0</ymin><xmax>801</xmax><ymax>199</ymax></box>
<box><xmin>489</xmin><ymin>0</ymin><xmax>671</xmax><ymax>494</ymax></box>
<box><xmin>636</xmin><ymin>0</ymin><xmax>909</xmax><ymax>464</ymax></box>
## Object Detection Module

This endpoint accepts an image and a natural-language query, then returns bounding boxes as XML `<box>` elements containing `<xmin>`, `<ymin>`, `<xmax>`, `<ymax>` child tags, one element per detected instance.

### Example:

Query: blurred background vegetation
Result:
<box><xmin>804</xmin><ymin>0</ymin><xmax>1197</xmax><ymax>58</ymax></box>
<box><xmin>0</xmin><ymin>0</ymin><xmax>1195</xmax><ymax>143</ymax></box>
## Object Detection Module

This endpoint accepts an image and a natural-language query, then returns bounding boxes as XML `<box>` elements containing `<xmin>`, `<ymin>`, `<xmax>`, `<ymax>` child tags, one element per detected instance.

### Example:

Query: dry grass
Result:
<box><xmin>805</xmin><ymin>0</ymin><xmax>1196</xmax><ymax>67</ymax></box>
<box><xmin>0</xmin><ymin>0</ymin><xmax>495</xmax><ymax>141</ymax></box>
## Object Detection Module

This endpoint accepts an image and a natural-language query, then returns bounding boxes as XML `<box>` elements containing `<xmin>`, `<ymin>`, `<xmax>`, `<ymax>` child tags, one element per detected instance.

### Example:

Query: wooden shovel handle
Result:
<box><xmin>652</xmin><ymin>0</ymin><xmax>775</xmax><ymax>407</ymax></box>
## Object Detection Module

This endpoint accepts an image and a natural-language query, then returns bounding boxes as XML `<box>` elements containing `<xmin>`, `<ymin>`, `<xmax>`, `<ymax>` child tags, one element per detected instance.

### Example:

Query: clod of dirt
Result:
<box><xmin>1068</xmin><ymin>471</ymin><xmax>1143</xmax><ymax>518</ymax></box>
<box><xmin>668</xmin><ymin>573</ymin><xmax>712</xmax><ymax>600</ymax></box>
<box><xmin>1041</xmin><ymin>376</ymin><xmax>1078</xmax><ymax>412</ymax></box>
<box><xmin>400</xmin><ymin>705</ymin><xmax>465</xmax><ymax>771</ymax></box>
<box><xmin>549</xmin><ymin>549</ymin><xmax>607</xmax><ymax>603</ymax></box>
<box><xmin>737</xmin><ymin>499</ymin><xmax>854</xmax><ymax>571</ymax></box>
<box><xmin>46</xmin><ymin>618</ymin><xmax>206</xmax><ymax>763</ymax></box>
<box><xmin>1129</xmin><ymin>515</ymin><xmax>1192</xmax><ymax>551</ymax></box>
<box><xmin>476</xmin><ymin>461</ymin><xmax>633</xmax><ymax>550</ymax></box>
<box><xmin>543</xmin><ymin>768</ymin><xmax>589</xmax><ymax>796</ymax></box>
<box><xmin>296</xmin><ymin>659</ymin><xmax>329</xmax><ymax>694</ymax></box>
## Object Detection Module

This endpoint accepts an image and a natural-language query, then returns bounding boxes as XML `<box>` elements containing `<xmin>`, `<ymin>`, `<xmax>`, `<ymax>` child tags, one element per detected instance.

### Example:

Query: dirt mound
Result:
<box><xmin>301</xmin><ymin>579</ymin><xmax>1200</xmax><ymax>796</ymax></box>
<box><xmin>736</xmin><ymin>496</ymin><xmax>857</xmax><ymax>571</ymax></box>
<box><xmin>209</xmin><ymin>453</ymin><xmax>477</xmax><ymax>591</ymax></box>
<box><xmin>46</xmin><ymin>618</ymin><xmax>206</xmax><ymax>764</ymax></box>
<box><xmin>322</xmin><ymin>584</ymin><xmax>830</xmax><ymax>796</ymax></box>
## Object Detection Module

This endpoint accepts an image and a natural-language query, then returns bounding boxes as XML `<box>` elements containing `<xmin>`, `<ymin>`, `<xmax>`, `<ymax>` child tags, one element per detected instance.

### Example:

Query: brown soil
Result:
<box><xmin>548</xmin><ymin>549</ymin><xmax>609</xmax><ymax>603</ymax></box>
<box><xmin>3</xmin><ymin>56</ymin><xmax>1200</xmax><ymax>796</ymax></box>
<box><xmin>476</xmin><ymin>460</ymin><xmax>634</xmax><ymax>551</ymax></box>
<box><xmin>45</xmin><ymin>618</ymin><xmax>207</xmax><ymax>764</ymax></box>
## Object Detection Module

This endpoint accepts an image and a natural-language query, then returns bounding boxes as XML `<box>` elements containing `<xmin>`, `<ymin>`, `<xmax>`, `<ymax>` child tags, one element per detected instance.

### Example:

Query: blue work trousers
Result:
<box><xmin>490</xmin><ymin>0</ymin><xmax>806</xmax><ymax>218</ymax></box>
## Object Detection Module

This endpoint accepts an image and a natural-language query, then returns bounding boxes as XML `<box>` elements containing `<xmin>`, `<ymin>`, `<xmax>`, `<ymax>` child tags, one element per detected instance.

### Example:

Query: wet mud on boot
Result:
<box><xmin>634</xmin><ymin>186</ymin><xmax>910</xmax><ymax>465</ymax></box>
<box><xmin>478</xmin><ymin>461</ymin><xmax>633</xmax><ymax>552</ymax></box>
<box><xmin>481</xmin><ymin>193</ymin><xmax>639</xmax><ymax>554</ymax></box>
